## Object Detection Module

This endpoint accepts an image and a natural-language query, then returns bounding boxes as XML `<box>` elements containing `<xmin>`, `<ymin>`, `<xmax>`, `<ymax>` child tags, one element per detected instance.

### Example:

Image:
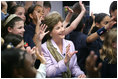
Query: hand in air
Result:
<box><xmin>64</xmin><ymin>44</ymin><xmax>78</xmax><ymax>65</ymax></box>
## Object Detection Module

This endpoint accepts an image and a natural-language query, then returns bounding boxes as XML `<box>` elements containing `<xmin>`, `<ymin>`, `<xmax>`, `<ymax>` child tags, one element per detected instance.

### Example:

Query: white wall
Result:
<box><xmin>90</xmin><ymin>0</ymin><xmax>113</xmax><ymax>15</ymax></box>
<box><xmin>50</xmin><ymin>1</ymin><xmax>63</xmax><ymax>17</ymax></box>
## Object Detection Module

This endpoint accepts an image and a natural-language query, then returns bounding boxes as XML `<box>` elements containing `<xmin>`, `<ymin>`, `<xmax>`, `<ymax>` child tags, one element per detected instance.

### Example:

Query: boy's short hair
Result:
<box><xmin>43</xmin><ymin>1</ymin><xmax>51</xmax><ymax>9</ymax></box>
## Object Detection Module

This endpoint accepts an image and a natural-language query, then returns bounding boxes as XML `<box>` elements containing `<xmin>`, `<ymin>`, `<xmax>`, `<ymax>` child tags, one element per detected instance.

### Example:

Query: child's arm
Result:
<box><xmin>1</xmin><ymin>1</ymin><xmax>8</xmax><ymax>14</ymax></box>
<box><xmin>86</xmin><ymin>51</ymin><xmax>102</xmax><ymax>78</ymax></box>
<box><xmin>88</xmin><ymin>12</ymin><xmax>96</xmax><ymax>35</ymax></box>
<box><xmin>86</xmin><ymin>16</ymin><xmax>116</xmax><ymax>43</ymax></box>
<box><xmin>35</xmin><ymin>24</ymin><xmax>49</xmax><ymax>54</ymax></box>
<box><xmin>35</xmin><ymin>48</ymin><xmax>46</xmax><ymax>78</ymax></box>
<box><xmin>33</xmin><ymin>11</ymin><xmax>41</xmax><ymax>46</ymax></box>
<box><xmin>34</xmin><ymin>27</ymin><xmax>48</xmax><ymax>78</ymax></box>
<box><xmin>64</xmin><ymin>1</ymin><xmax>86</xmax><ymax>35</ymax></box>
<box><xmin>33</xmin><ymin>10</ymin><xmax>49</xmax><ymax>55</ymax></box>
<box><xmin>63</xmin><ymin>6</ymin><xmax>73</xmax><ymax>28</ymax></box>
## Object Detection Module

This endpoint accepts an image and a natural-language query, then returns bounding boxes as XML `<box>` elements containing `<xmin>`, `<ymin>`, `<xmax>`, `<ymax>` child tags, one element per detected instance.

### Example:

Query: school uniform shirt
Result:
<box><xmin>24</xmin><ymin>22</ymin><xmax>36</xmax><ymax>48</ymax></box>
<box><xmin>36</xmin><ymin>64</ymin><xmax>46</xmax><ymax>78</ymax></box>
<box><xmin>100</xmin><ymin>58</ymin><xmax>117</xmax><ymax>78</ymax></box>
<box><xmin>69</xmin><ymin>31</ymin><xmax>102</xmax><ymax>73</ymax></box>
<box><xmin>41</xmin><ymin>39</ymin><xmax>84</xmax><ymax>78</ymax></box>
<box><xmin>24</xmin><ymin>23</ymin><xmax>42</xmax><ymax>69</ymax></box>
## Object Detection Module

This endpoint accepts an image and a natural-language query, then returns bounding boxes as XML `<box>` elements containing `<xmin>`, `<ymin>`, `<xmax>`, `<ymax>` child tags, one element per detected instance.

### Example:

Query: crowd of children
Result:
<box><xmin>1</xmin><ymin>1</ymin><xmax>117</xmax><ymax>78</ymax></box>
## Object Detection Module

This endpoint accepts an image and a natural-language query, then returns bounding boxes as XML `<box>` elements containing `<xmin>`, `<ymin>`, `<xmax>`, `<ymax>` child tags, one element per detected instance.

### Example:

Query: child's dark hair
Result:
<box><xmin>90</xmin><ymin>13</ymin><xmax>109</xmax><ymax>33</ymax></box>
<box><xmin>8</xmin><ymin>5</ymin><xmax>24</xmax><ymax>14</ymax></box>
<box><xmin>95</xmin><ymin>13</ymin><xmax>109</xmax><ymax>24</ymax></box>
<box><xmin>7</xmin><ymin>1</ymin><xmax>16</xmax><ymax>14</ymax></box>
<box><xmin>25</xmin><ymin>4</ymin><xmax>42</xmax><ymax>24</ymax></box>
<box><xmin>72</xmin><ymin>2</ymin><xmax>81</xmax><ymax>14</ymax></box>
<box><xmin>1</xmin><ymin>15</ymin><xmax>23</xmax><ymax>38</ymax></box>
<box><xmin>1</xmin><ymin>48</ymin><xmax>27</xmax><ymax>78</ymax></box>
<box><xmin>82</xmin><ymin>14</ymin><xmax>98</xmax><ymax>34</ymax></box>
<box><xmin>43</xmin><ymin>1</ymin><xmax>51</xmax><ymax>9</ymax></box>
<box><xmin>2</xmin><ymin>33</ymin><xmax>23</xmax><ymax>50</ymax></box>
<box><xmin>109</xmin><ymin>1</ymin><xmax>117</xmax><ymax>14</ymax></box>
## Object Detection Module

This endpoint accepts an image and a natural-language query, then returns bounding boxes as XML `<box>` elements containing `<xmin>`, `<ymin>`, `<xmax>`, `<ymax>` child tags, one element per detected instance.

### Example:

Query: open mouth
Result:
<box><xmin>19</xmin><ymin>33</ymin><xmax>24</xmax><ymax>37</ymax></box>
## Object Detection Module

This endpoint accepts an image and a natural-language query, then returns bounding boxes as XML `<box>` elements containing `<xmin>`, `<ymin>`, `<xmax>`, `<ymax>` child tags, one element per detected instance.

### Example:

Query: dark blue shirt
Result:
<box><xmin>69</xmin><ymin>31</ymin><xmax>103</xmax><ymax>73</ymax></box>
<box><xmin>24</xmin><ymin>22</ymin><xmax>36</xmax><ymax>48</ymax></box>
<box><xmin>101</xmin><ymin>58</ymin><xmax>117</xmax><ymax>78</ymax></box>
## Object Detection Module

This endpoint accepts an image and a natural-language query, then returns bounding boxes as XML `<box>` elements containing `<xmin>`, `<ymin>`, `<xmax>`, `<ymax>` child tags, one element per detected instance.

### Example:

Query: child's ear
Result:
<box><xmin>29</xmin><ymin>13</ymin><xmax>33</xmax><ymax>19</ymax></box>
<box><xmin>8</xmin><ymin>27</ymin><xmax>13</xmax><ymax>33</ymax></box>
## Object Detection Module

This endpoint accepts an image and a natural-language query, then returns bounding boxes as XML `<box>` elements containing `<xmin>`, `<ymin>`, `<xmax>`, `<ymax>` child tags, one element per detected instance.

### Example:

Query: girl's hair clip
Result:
<box><xmin>7</xmin><ymin>42</ymin><xmax>14</xmax><ymax>49</ymax></box>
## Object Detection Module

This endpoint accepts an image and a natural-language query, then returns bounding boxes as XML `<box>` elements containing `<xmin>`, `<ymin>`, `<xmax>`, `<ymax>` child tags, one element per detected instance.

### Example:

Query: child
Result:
<box><xmin>2</xmin><ymin>24</ymin><xmax>48</xmax><ymax>78</ymax></box>
<box><xmin>100</xmin><ymin>28</ymin><xmax>117</xmax><ymax>77</ymax></box>
<box><xmin>9</xmin><ymin>5</ymin><xmax>26</xmax><ymax>21</ymax></box>
<box><xmin>2</xmin><ymin>14</ymin><xmax>25</xmax><ymax>38</ymax></box>
<box><xmin>68</xmin><ymin>12</ymin><xmax>116</xmax><ymax>73</ymax></box>
<box><xmin>24</xmin><ymin>4</ymin><xmax>44</xmax><ymax>48</ymax></box>
<box><xmin>86</xmin><ymin>28</ymin><xmax>117</xmax><ymax>78</ymax></box>
<box><xmin>1</xmin><ymin>48</ymin><xmax>46</xmax><ymax>78</ymax></box>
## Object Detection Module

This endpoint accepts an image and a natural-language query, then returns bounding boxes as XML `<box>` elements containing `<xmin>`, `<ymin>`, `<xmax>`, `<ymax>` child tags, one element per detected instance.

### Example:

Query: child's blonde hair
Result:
<box><xmin>100</xmin><ymin>28</ymin><xmax>117</xmax><ymax>64</ymax></box>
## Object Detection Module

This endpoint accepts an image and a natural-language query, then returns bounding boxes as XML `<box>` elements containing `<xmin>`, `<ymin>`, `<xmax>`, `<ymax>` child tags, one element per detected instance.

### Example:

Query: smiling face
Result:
<box><xmin>50</xmin><ymin>21</ymin><xmax>65</xmax><ymax>41</ymax></box>
<box><xmin>34</xmin><ymin>6</ymin><xmax>44</xmax><ymax>20</ymax></box>
<box><xmin>8</xmin><ymin>21</ymin><xmax>25</xmax><ymax>37</ymax></box>
<box><xmin>15</xmin><ymin>7</ymin><xmax>26</xmax><ymax>21</ymax></box>
<box><xmin>30</xmin><ymin>5</ymin><xmax>44</xmax><ymax>24</ymax></box>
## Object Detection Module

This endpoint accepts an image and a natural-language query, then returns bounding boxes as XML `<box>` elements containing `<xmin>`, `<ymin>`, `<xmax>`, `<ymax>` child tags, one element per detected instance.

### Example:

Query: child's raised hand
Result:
<box><xmin>91</xmin><ymin>12</ymin><xmax>95</xmax><ymax>20</ymax></box>
<box><xmin>65</xmin><ymin>6</ymin><xmax>74</xmax><ymax>13</ymax></box>
<box><xmin>104</xmin><ymin>16</ymin><xmax>116</xmax><ymax>30</ymax></box>
<box><xmin>79</xmin><ymin>1</ymin><xmax>86</xmax><ymax>12</ymax></box>
<box><xmin>26</xmin><ymin>46</ymin><xmax>35</xmax><ymax>54</ymax></box>
<box><xmin>35</xmin><ymin>47</ymin><xmax>46</xmax><ymax>64</ymax></box>
<box><xmin>37</xmin><ymin>24</ymin><xmax>49</xmax><ymax>42</ymax></box>
<box><xmin>34</xmin><ymin>11</ymin><xmax>42</xmax><ymax>36</ymax></box>
<box><xmin>26</xmin><ymin>46</ymin><xmax>37</xmax><ymax>61</ymax></box>
<box><xmin>34</xmin><ymin>11</ymin><xmax>42</xmax><ymax>26</ymax></box>
<box><xmin>34</xmin><ymin>10</ymin><xmax>43</xmax><ymax>24</ymax></box>
<box><xmin>85</xmin><ymin>51</ymin><xmax>102</xmax><ymax>77</ymax></box>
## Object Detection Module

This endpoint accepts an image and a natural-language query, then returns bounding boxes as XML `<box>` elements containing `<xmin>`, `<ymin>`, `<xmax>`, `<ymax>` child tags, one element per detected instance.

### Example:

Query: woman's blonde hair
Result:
<box><xmin>100</xmin><ymin>28</ymin><xmax>117</xmax><ymax>64</ymax></box>
<box><xmin>43</xmin><ymin>11</ymin><xmax>63</xmax><ymax>40</ymax></box>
